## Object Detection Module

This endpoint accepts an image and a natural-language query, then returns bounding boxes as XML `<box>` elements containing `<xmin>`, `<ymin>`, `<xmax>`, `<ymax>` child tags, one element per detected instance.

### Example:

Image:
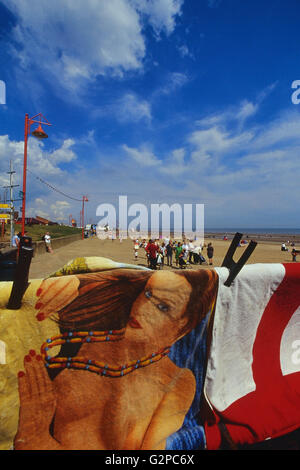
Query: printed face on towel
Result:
<box><xmin>128</xmin><ymin>271</ymin><xmax>192</xmax><ymax>347</ymax></box>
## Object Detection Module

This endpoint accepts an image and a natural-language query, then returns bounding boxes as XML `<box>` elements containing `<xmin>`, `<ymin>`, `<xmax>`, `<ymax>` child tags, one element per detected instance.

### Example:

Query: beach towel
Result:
<box><xmin>204</xmin><ymin>263</ymin><xmax>300</xmax><ymax>449</ymax></box>
<box><xmin>0</xmin><ymin>257</ymin><xmax>299</xmax><ymax>450</ymax></box>
<box><xmin>0</xmin><ymin>257</ymin><xmax>217</xmax><ymax>450</ymax></box>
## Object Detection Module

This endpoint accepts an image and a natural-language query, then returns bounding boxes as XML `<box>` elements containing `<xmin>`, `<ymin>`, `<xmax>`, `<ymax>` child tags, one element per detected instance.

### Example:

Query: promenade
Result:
<box><xmin>28</xmin><ymin>235</ymin><xmax>296</xmax><ymax>280</ymax></box>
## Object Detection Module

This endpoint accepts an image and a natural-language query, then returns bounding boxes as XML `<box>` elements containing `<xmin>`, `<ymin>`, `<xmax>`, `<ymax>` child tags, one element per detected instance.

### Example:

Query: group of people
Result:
<box><xmin>84</xmin><ymin>225</ymin><xmax>97</xmax><ymax>238</ymax></box>
<box><xmin>281</xmin><ymin>241</ymin><xmax>299</xmax><ymax>262</ymax></box>
<box><xmin>133</xmin><ymin>238</ymin><xmax>214</xmax><ymax>270</ymax></box>
<box><xmin>12</xmin><ymin>231</ymin><xmax>53</xmax><ymax>253</ymax></box>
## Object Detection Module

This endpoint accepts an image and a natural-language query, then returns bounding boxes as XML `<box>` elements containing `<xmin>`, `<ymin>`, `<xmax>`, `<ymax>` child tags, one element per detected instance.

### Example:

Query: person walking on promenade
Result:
<box><xmin>188</xmin><ymin>240</ymin><xmax>194</xmax><ymax>263</ymax></box>
<box><xmin>134</xmin><ymin>239</ymin><xmax>139</xmax><ymax>261</ymax></box>
<box><xmin>156</xmin><ymin>249</ymin><xmax>163</xmax><ymax>270</ymax></box>
<box><xmin>166</xmin><ymin>241</ymin><xmax>173</xmax><ymax>267</ymax></box>
<box><xmin>12</xmin><ymin>232</ymin><xmax>21</xmax><ymax>248</ymax></box>
<box><xmin>160</xmin><ymin>243</ymin><xmax>166</xmax><ymax>268</ymax></box>
<box><xmin>145</xmin><ymin>239</ymin><xmax>159</xmax><ymax>270</ymax></box>
<box><xmin>175</xmin><ymin>242</ymin><xmax>183</xmax><ymax>267</ymax></box>
<box><xmin>207</xmin><ymin>242</ymin><xmax>214</xmax><ymax>266</ymax></box>
<box><xmin>292</xmin><ymin>248</ymin><xmax>299</xmax><ymax>262</ymax></box>
<box><xmin>44</xmin><ymin>232</ymin><xmax>53</xmax><ymax>253</ymax></box>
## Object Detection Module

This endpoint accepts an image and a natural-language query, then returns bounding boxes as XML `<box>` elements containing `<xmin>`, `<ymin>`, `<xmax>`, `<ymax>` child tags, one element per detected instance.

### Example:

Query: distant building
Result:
<box><xmin>15</xmin><ymin>215</ymin><xmax>58</xmax><ymax>226</ymax></box>
<box><xmin>35</xmin><ymin>216</ymin><xmax>58</xmax><ymax>225</ymax></box>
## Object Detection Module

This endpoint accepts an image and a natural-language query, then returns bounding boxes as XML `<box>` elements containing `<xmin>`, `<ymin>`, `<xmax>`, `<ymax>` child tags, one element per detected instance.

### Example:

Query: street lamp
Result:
<box><xmin>21</xmin><ymin>113</ymin><xmax>52</xmax><ymax>236</ymax></box>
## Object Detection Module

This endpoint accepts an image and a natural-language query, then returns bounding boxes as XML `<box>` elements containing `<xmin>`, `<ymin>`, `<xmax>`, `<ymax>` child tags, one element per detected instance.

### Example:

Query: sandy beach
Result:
<box><xmin>28</xmin><ymin>234</ymin><xmax>299</xmax><ymax>279</ymax></box>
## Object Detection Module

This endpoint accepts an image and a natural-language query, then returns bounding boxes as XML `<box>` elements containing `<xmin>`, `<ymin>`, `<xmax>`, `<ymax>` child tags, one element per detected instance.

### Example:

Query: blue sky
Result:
<box><xmin>0</xmin><ymin>0</ymin><xmax>300</xmax><ymax>228</ymax></box>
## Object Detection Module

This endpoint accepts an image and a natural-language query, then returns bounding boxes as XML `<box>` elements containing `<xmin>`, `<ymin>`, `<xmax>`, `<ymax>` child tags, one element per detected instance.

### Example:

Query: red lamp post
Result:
<box><xmin>81</xmin><ymin>196</ymin><xmax>88</xmax><ymax>239</ymax></box>
<box><xmin>21</xmin><ymin>113</ymin><xmax>52</xmax><ymax>236</ymax></box>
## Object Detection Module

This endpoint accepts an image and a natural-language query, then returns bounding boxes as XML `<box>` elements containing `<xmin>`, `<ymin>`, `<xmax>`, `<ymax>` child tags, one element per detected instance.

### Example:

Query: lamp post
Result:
<box><xmin>21</xmin><ymin>113</ymin><xmax>52</xmax><ymax>236</ymax></box>
<box><xmin>82</xmin><ymin>196</ymin><xmax>88</xmax><ymax>239</ymax></box>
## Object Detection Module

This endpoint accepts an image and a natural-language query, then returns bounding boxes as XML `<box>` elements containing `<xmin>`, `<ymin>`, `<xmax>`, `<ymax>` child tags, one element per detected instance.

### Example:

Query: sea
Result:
<box><xmin>204</xmin><ymin>228</ymin><xmax>300</xmax><ymax>236</ymax></box>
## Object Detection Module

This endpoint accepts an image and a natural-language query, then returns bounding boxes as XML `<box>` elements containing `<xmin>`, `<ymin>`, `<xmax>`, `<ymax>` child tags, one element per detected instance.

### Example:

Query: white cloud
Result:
<box><xmin>112</xmin><ymin>101</ymin><xmax>300</xmax><ymax>226</ymax></box>
<box><xmin>236</xmin><ymin>100</ymin><xmax>259</xmax><ymax>122</ymax></box>
<box><xmin>49</xmin><ymin>139</ymin><xmax>77</xmax><ymax>164</ymax></box>
<box><xmin>169</xmin><ymin>71</ymin><xmax>189</xmax><ymax>89</ymax></box>
<box><xmin>27</xmin><ymin>208</ymin><xmax>49</xmax><ymax>219</ymax></box>
<box><xmin>177</xmin><ymin>44</ymin><xmax>194</xmax><ymax>59</ymax></box>
<box><xmin>122</xmin><ymin>144</ymin><xmax>161</xmax><ymax>166</ymax></box>
<box><xmin>91</xmin><ymin>92</ymin><xmax>152</xmax><ymax>123</ymax></box>
<box><xmin>196</xmin><ymin>84</ymin><xmax>278</xmax><ymax>130</ymax></box>
<box><xmin>155</xmin><ymin>71</ymin><xmax>189</xmax><ymax>96</ymax></box>
<box><xmin>50</xmin><ymin>201</ymin><xmax>71</xmax><ymax>221</ymax></box>
<box><xmin>188</xmin><ymin>126</ymin><xmax>253</xmax><ymax>156</ymax></box>
<box><xmin>252</xmin><ymin>110</ymin><xmax>300</xmax><ymax>150</ymax></box>
<box><xmin>160</xmin><ymin>147</ymin><xmax>188</xmax><ymax>176</ymax></box>
<box><xmin>0</xmin><ymin>134</ymin><xmax>79</xmax><ymax>216</ymax></box>
<box><xmin>0</xmin><ymin>135</ymin><xmax>24</xmax><ymax>167</ymax></box>
<box><xmin>186</xmin><ymin>109</ymin><xmax>300</xmax><ymax>222</ymax></box>
<box><xmin>27</xmin><ymin>198</ymin><xmax>70</xmax><ymax>221</ymax></box>
<box><xmin>178</xmin><ymin>44</ymin><xmax>189</xmax><ymax>57</ymax></box>
<box><xmin>115</xmin><ymin>93</ymin><xmax>152</xmax><ymax>122</ymax></box>
<box><xmin>34</xmin><ymin>198</ymin><xmax>46</xmax><ymax>206</ymax></box>
<box><xmin>22</xmin><ymin>138</ymin><xmax>75</xmax><ymax>176</ymax></box>
<box><xmin>0</xmin><ymin>133</ymin><xmax>91</xmax><ymax>223</ymax></box>
<box><xmin>133</xmin><ymin>0</ymin><xmax>183</xmax><ymax>37</ymax></box>
<box><xmin>196</xmin><ymin>99</ymin><xmax>259</xmax><ymax>129</ymax></box>
<box><xmin>7</xmin><ymin>0</ymin><xmax>183</xmax><ymax>93</ymax></box>
<box><xmin>9</xmin><ymin>1</ymin><xmax>144</xmax><ymax>85</ymax></box>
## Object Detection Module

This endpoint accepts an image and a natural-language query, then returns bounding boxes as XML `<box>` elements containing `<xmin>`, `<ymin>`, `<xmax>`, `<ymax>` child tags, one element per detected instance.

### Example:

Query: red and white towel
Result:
<box><xmin>204</xmin><ymin>263</ymin><xmax>300</xmax><ymax>449</ymax></box>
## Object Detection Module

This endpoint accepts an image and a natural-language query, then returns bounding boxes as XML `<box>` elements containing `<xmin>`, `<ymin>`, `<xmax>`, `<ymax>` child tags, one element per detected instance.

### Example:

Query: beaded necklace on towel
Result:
<box><xmin>41</xmin><ymin>329</ymin><xmax>171</xmax><ymax>378</ymax></box>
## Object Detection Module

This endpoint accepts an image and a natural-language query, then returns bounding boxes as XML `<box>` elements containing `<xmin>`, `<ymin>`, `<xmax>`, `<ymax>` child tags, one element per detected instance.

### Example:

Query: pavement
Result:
<box><xmin>28</xmin><ymin>234</ymin><xmax>296</xmax><ymax>280</ymax></box>
<box><xmin>29</xmin><ymin>236</ymin><xmax>151</xmax><ymax>279</ymax></box>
